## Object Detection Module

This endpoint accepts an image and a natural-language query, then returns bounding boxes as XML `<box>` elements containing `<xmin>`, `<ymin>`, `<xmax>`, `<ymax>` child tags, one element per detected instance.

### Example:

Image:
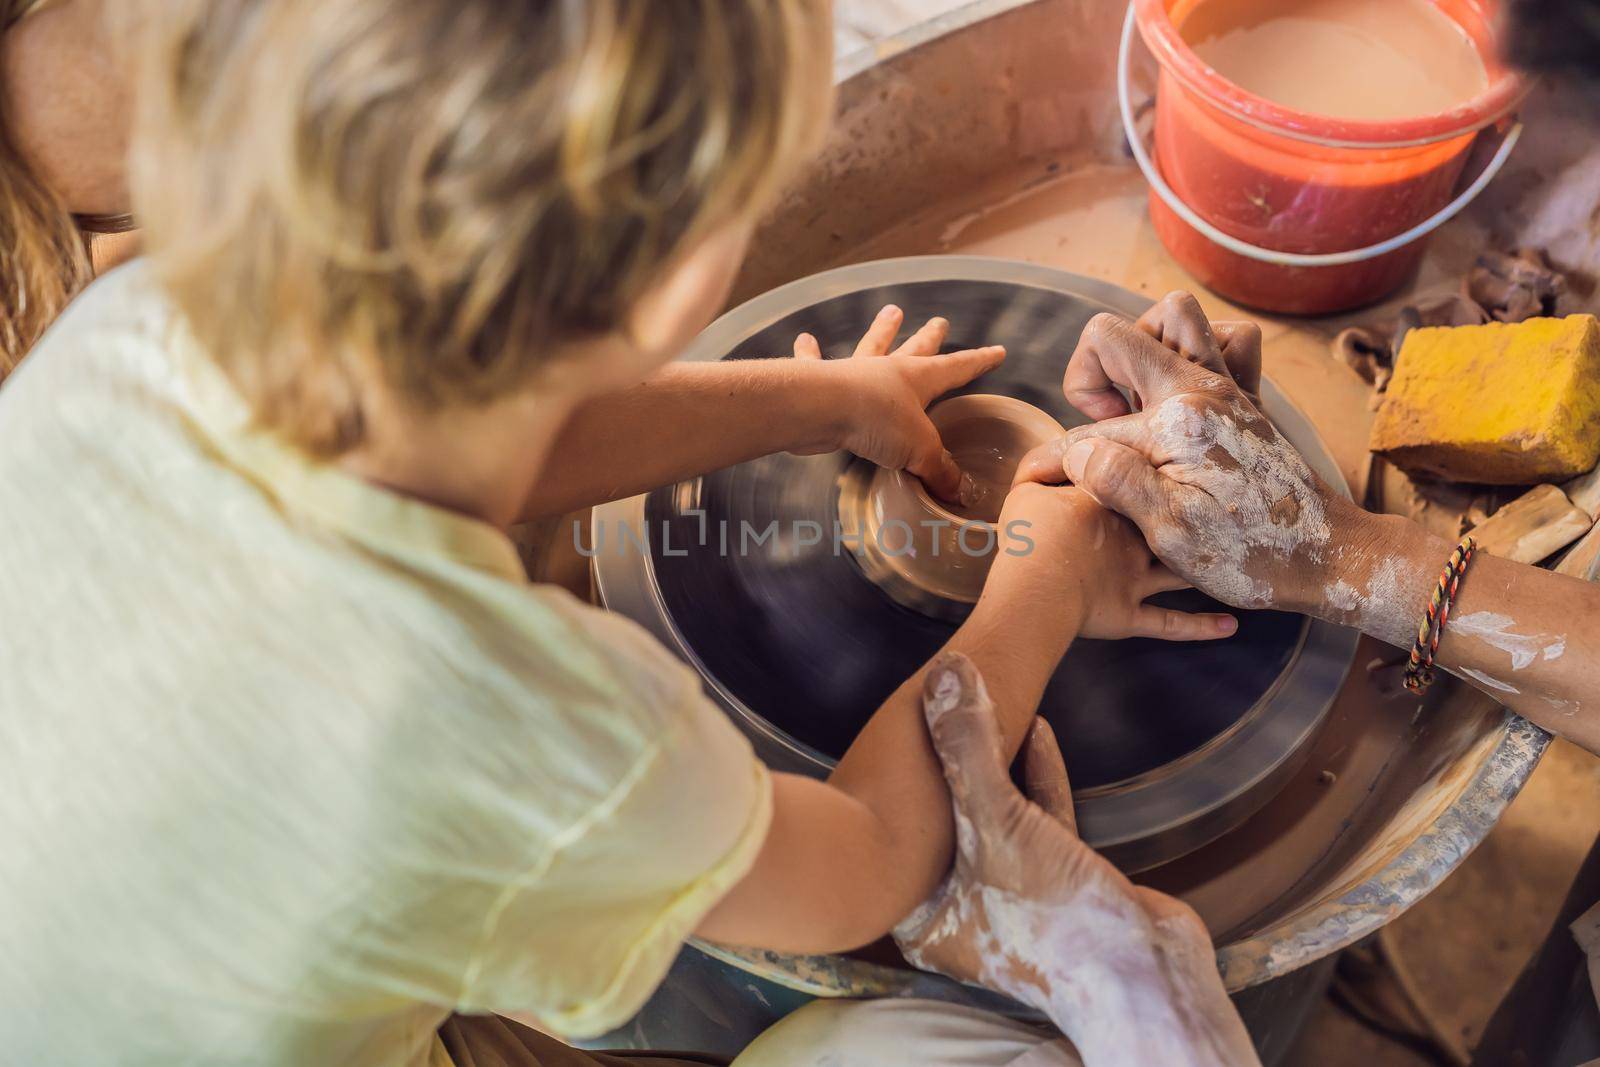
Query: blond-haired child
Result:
<box><xmin>0</xmin><ymin>2</ymin><xmax>1233</xmax><ymax>1064</ymax></box>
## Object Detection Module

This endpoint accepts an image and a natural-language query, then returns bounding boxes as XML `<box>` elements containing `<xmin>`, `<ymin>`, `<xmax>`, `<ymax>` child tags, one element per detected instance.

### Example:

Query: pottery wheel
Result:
<box><xmin>594</xmin><ymin>257</ymin><xmax>1358</xmax><ymax>870</ymax></box>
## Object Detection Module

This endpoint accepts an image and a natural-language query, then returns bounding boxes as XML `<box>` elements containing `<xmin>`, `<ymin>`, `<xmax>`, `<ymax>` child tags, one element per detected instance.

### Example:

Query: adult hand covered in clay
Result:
<box><xmin>1014</xmin><ymin>291</ymin><xmax>1360</xmax><ymax>612</ymax></box>
<box><xmin>892</xmin><ymin>653</ymin><xmax>1259</xmax><ymax>1067</ymax></box>
<box><xmin>789</xmin><ymin>304</ymin><xmax>1006</xmax><ymax>503</ymax></box>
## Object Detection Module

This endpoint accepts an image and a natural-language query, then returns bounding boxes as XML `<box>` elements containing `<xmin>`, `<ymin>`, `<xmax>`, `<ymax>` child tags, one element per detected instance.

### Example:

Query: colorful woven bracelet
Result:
<box><xmin>1404</xmin><ymin>535</ymin><xmax>1477</xmax><ymax>695</ymax></box>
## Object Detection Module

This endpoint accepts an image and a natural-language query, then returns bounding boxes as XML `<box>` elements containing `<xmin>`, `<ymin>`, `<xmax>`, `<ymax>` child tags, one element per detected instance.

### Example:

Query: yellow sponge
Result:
<box><xmin>1370</xmin><ymin>314</ymin><xmax>1600</xmax><ymax>484</ymax></box>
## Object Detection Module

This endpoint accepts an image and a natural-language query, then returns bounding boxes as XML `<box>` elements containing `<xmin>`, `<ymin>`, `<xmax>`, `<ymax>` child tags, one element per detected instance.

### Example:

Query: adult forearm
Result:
<box><xmin>521</xmin><ymin>359</ymin><xmax>841</xmax><ymax>519</ymax></box>
<box><xmin>1309</xmin><ymin>509</ymin><xmax>1600</xmax><ymax>753</ymax></box>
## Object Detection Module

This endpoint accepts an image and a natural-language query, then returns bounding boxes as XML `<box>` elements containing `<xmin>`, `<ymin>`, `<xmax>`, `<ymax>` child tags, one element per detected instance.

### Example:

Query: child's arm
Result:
<box><xmin>519</xmin><ymin>307</ymin><xmax>1003</xmax><ymax>519</ymax></box>
<box><xmin>696</xmin><ymin>486</ymin><xmax>1237</xmax><ymax>954</ymax></box>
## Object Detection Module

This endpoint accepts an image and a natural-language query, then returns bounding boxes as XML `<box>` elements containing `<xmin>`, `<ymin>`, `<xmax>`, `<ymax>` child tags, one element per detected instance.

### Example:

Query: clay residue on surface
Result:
<box><xmin>1467</xmin><ymin>482</ymin><xmax>1595</xmax><ymax>564</ymax></box>
<box><xmin>705</xmin><ymin>0</ymin><xmax>1599</xmax><ymax>1015</ymax></box>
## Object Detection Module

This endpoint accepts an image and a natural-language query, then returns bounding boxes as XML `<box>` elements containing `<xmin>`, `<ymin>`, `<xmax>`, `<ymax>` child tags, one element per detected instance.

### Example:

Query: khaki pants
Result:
<box><xmin>731</xmin><ymin>999</ymin><xmax>1081</xmax><ymax>1067</ymax></box>
<box><xmin>441</xmin><ymin>1000</ymin><xmax>1080</xmax><ymax>1067</ymax></box>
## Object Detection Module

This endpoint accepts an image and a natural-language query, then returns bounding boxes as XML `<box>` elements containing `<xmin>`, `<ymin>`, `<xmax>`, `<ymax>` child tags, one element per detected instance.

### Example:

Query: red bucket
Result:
<box><xmin>1121</xmin><ymin>0</ymin><xmax>1527</xmax><ymax>314</ymax></box>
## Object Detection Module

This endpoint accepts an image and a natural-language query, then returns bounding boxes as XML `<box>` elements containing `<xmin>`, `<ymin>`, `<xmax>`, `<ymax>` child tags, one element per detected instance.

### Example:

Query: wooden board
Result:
<box><xmin>1468</xmin><ymin>483</ymin><xmax>1595</xmax><ymax>564</ymax></box>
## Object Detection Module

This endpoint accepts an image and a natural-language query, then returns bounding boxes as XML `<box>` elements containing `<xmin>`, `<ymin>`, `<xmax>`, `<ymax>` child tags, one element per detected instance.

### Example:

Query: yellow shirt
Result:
<box><xmin>0</xmin><ymin>264</ymin><xmax>772</xmax><ymax>1066</ymax></box>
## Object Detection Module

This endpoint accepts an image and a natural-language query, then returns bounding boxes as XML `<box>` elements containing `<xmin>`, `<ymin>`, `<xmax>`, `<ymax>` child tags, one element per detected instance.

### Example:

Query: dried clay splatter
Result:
<box><xmin>1149</xmin><ymin>397</ymin><xmax>1331</xmax><ymax>608</ymax></box>
<box><xmin>1323</xmin><ymin>554</ymin><xmax>1415</xmax><ymax>647</ymax></box>
<box><xmin>1451</xmin><ymin>611</ymin><xmax>1566</xmax><ymax>671</ymax></box>
<box><xmin>1458</xmin><ymin>666</ymin><xmax>1519</xmax><ymax>695</ymax></box>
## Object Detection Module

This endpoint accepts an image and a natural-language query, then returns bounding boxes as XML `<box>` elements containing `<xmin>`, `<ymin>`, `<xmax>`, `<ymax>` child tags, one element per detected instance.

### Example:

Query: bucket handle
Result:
<box><xmin>1116</xmin><ymin>3</ymin><xmax>1522</xmax><ymax>269</ymax></box>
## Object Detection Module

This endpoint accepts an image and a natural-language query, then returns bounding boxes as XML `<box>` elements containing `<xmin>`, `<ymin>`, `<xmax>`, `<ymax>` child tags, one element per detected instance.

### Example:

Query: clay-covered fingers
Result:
<box><xmin>1136</xmin><ymin>291</ymin><xmax>1263</xmax><ymax>402</ymax></box>
<box><xmin>921</xmin><ymin>652</ymin><xmax>1016</xmax><ymax>831</ymax></box>
<box><xmin>1132</xmin><ymin>886</ymin><xmax>1205</xmax><ymax>931</ymax></box>
<box><xmin>891</xmin><ymin>316</ymin><xmax>950</xmax><ymax>358</ymax></box>
<box><xmin>1064</xmin><ymin>311</ymin><xmax>1208</xmax><ymax>422</ymax></box>
<box><xmin>792</xmin><ymin>332</ymin><xmax>823</xmax><ymax>360</ymax></box>
<box><xmin>853</xmin><ymin>304</ymin><xmax>905</xmax><ymax>357</ymax></box>
<box><xmin>1213</xmin><ymin>321</ymin><xmax>1263</xmax><ymax>404</ymax></box>
<box><xmin>1061</xmin><ymin>435</ymin><xmax>1171</xmax><ymax>520</ymax></box>
<box><xmin>1012</xmin><ymin>412</ymin><xmax>1162</xmax><ymax>488</ymax></box>
<box><xmin>1137</xmin><ymin>291</ymin><xmax>1223</xmax><ymax>370</ymax></box>
<box><xmin>1022</xmin><ymin>718</ymin><xmax>1076</xmax><ymax>836</ymax></box>
<box><xmin>1129</xmin><ymin>601</ymin><xmax>1238</xmax><ymax>641</ymax></box>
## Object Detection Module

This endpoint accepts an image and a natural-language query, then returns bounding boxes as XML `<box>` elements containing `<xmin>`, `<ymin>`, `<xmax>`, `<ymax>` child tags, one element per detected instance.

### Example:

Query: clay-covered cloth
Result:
<box><xmin>729</xmin><ymin>998</ymin><xmax>1083</xmax><ymax>1067</ymax></box>
<box><xmin>438</xmin><ymin>1016</ymin><xmax>728</xmax><ymax>1067</ymax></box>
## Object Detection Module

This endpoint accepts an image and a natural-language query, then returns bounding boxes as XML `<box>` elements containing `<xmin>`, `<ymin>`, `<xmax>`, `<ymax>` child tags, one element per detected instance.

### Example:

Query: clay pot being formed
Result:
<box><xmin>839</xmin><ymin>393</ymin><xmax>1064</xmax><ymax>618</ymax></box>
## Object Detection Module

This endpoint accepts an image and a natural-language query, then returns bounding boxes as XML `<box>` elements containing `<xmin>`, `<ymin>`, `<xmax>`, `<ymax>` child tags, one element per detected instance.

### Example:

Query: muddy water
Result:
<box><xmin>1180</xmin><ymin>0</ymin><xmax>1488</xmax><ymax>120</ymax></box>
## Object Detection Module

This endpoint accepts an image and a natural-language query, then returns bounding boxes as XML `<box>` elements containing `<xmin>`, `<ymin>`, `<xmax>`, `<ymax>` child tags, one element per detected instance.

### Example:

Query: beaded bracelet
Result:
<box><xmin>1404</xmin><ymin>535</ymin><xmax>1477</xmax><ymax>695</ymax></box>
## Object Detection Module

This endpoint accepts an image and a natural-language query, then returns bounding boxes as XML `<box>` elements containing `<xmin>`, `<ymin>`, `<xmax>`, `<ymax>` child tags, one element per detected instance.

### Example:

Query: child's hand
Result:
<box><xmin>988</xmin><ymin>483</ymin><xmax>1238</xmax><ymax>642</ymax></box>
<box><xmin>790</xmin><ymin>305</ymin><xmax>1005</xmax><ymax>503</ymax></box>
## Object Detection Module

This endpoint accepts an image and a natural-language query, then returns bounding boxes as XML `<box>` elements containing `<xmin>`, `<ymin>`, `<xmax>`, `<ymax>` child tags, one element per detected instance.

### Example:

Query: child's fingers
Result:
<box><xmin>890</xmin><ymin>316</ymin><xmax>949</xmax><ymax>358</ymax></box>
<box><xmin>853</xmin><ymin>304</ymin><xmax>904</xmax><ymax>357</ymax></box>
<box><xmin>792</xmin><ymin>332</ymin><xmax>823</xmax><ymax>360</ymax></box>
<box><xmin>1128</xmin><ymin>604</ymin><xmax>1237</xmax><ymax>642</ymax></box>
<box><xmin>907</xmin><ymin>424</ymin><xmax>964</xmax><ymax>504</ymax></box>
<box><xmin>916</xmin><ymin>345</ymin><xmax>1006</xmax><ymax>399</ymax></box>
<box><xmin>1143</xmin><ymin>562</ymin><xmax>1192</xmax><ymax>595</ymax></box>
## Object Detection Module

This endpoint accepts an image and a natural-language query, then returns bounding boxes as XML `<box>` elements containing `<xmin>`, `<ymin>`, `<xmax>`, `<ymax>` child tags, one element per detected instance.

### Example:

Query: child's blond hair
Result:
<box><xmin>132</xmin><ymin>0</ymin><xmax>830</xmax><ymax>453</ymax></box>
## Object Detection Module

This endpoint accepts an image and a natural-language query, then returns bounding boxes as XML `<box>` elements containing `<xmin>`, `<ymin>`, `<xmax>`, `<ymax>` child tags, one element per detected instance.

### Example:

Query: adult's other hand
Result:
<box><xmin>892</xmin><ymin>653</ymin><xmax>1259</xmax><ymax>1067</ymax></box>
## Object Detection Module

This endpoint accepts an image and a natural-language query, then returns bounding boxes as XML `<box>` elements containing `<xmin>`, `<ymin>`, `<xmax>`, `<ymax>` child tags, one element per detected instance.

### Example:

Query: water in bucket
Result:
<box><xmin>1182</xmin><ymin>0</ymin><xmax>1488</xmax><ymax>121</ymax></box>
<box><xmin>1129</xmin><ymin>0</ymin><xmax>1525</xmax><ymax>313</ymax></box>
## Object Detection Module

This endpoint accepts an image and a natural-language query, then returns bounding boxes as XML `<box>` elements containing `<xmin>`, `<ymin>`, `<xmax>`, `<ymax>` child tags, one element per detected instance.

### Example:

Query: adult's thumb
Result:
<box><xmin>1063</xmin><ymin>437</ymin><xmax>1168</xmax><ymax>524</ymax></box>
<box><xmin>921</xmin><ymin>652</ymin><xmax>1015</xmax><ymax>830</ymax></box>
